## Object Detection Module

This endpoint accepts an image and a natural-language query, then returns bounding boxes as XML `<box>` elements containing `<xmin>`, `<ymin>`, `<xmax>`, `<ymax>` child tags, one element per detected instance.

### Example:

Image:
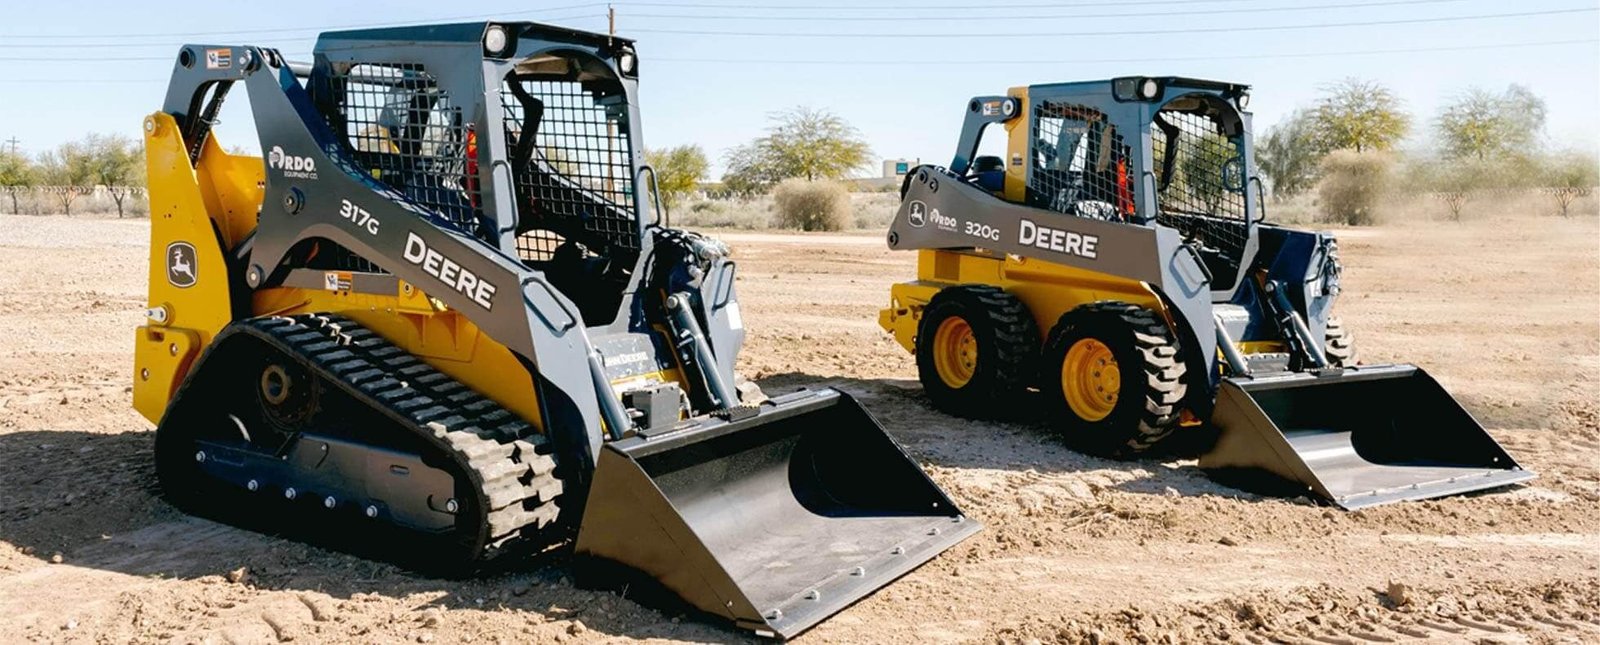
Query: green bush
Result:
<box><xmin>1316</xmin><ymin>150</ymin><xmax>1393</xmax><ymax>225</ymax></box>
<box><xmin>772</xmin><ymin>179</ymin><xmax>851</xmax><ymax>231</ymax></box>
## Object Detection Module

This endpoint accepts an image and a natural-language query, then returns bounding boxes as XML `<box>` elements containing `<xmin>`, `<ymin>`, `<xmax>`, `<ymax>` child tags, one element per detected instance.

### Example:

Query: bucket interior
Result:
<box><xmin>1205</xmin><ymin>367</ymin><xmax>1531</xmax><ymax>508</ymax></box>
<box><xmin>576</xmin><ymin>391</ymin><xmax>978</xmax><ymax>638</ymax></box>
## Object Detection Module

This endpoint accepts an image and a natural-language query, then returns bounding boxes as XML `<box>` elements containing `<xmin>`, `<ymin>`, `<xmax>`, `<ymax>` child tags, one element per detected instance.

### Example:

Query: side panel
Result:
<box><xmin>887</xmin><ymin>167</ymin><xmax>1216</xmax><ymax>372</ymax></box>
<box><xmin>880</xmin><ymin>251</ymin><xmax>1163</xmax><ymax>354</ymax></box>
<box><xmin>133</xmin><ymin>113</ymin><xmax>239</xmax><ymax>423</ymax></box>
<box><xmin>193</xmin><ymin>136</ymin><xmax>264</xmax><ymax>249</ymax></box>
<box><xmin>1259</xmin><ymin>224</ymin><xmax>1343</xmax><ymax>343</ymax></box>
<box><xmin>699</xmin><ymin>257</ymin><xmax>745</xmax><ymax>382</ymax></box>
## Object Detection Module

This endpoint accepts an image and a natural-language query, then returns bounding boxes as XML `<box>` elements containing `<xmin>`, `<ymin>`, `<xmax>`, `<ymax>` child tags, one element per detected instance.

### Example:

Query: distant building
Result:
<box><xmin>882</xmin><ymin>159</ymin><xmax>917</xmax><ymax>178</ymax></box>
<box><xmin>835</xmin><ymin>158</ymin><xmax>919</xmax><ymax>192</ymax></box>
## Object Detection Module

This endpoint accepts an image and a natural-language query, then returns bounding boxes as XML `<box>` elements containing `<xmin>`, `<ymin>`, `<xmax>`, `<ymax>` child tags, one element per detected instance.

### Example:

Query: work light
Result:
<box><xmin>1139</xmin><ymin>78</ymin><xmax>1160</xmax><ymax>100</ymax></box>
<box><xmin>617</xmin><ymin>48</ymin><xmax>638</xmax><ymax>77</ymax></box>
<box><xmin>483</xmin><ymin>24</ymin><xmax>511</xmax><ymax>57</ymax></box>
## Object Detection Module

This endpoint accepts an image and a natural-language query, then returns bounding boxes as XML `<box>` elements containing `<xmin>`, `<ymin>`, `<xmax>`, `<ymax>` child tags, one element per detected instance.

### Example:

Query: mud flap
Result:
<box><xmin>1201</xmin><ymin>364</ymin><xmax>1535</xmax><ymax>509</ymax></box>
<box><xmin>574</xmin><ymin>388</ymin><xmax>980</xmax><ymax>639</ymax></box>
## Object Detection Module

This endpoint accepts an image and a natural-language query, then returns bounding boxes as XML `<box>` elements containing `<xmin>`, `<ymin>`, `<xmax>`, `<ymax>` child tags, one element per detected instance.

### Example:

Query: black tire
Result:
<box><xmin>1040</xmin><ymin>302</ymin><xmax>1188</xmax><ymax>458</ymax></box>
<box><xmin>1324</xmin><ymin>316</ymin><xmax>1357</xmax><ymax>367</ymax></box>
<box><xmin>915</xmin><ymin>285</ymin><xmax>1039</xmax><ymax>418</ymax></box>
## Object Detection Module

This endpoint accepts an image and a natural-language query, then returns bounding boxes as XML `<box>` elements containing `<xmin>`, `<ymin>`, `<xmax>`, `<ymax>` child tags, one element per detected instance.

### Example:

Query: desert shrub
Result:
<box><xmin>1316</xmin><ymin>150</ymin><xmax>1393</xmax><ymax>225</ymax></box>
<box><xmin>1262</xmin><ymin>191</ymin><xmax>1319</xmax><ymax>225</ymax></box>
<box><xmin>772</xmin><ymin>179</ymin><xmax>851</xmax><ymax>231</ymax></box>
<box><xmin>1545</xmin><ymin>149</ymin><xmax>1598</xmax><ymax>217</ymax></box>
<box><xmin>851</xmin><ymin>191</ymin><xmax>900</xmax><ymax>230</ymax></box>
<box><xmin>672</xmin><ymin>197</ymin><xmax>772</xmax><ymax>229</ymax></box>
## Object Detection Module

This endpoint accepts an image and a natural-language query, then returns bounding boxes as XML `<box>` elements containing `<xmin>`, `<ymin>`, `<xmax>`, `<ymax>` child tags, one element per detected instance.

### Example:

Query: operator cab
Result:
<box><xmin>1147</xmin><ymin>88</ymin><xmax>1253</xmax><ymax>289</ymax></box>
<box><xmin>951</xmin><ymin>77</ymin><xmax>1259</xmax><ymax>292</ymax></box>
<box><xmin>1027</xmin><ymin>101</ymin><xmax>1135</xmax><ymax>221</ymax></box>
<box><xmin>310</xmin><ymin>25</ymin><xmax>645</xmax><ymax>326</ymax></box>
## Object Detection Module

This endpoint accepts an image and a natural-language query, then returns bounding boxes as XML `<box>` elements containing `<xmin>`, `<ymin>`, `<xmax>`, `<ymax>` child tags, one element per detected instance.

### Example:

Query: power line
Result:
<box><xmin>0</xmin><ymin>38</ymin><xmax>607</xmax><ymax>61</ymax></box>
<box><xmin>0</xmin><ymin>4</ymin><xmax>612</xmax><ymax>40</ymax></box>
<box><xmin>0</xmin><ymin>56</ymin><xmax>174</xmax><ymax>62</ymax></box>
<box><xmin>623</xmin><ymin>0</ymin><xmax>1480</xmax><ymax>22</ymax></box>
<box><xmin>623</xmin><ymin>7</ymin><xmax>1599</xmax><ymax>37</ymax></box>
<box><xmin>0</xmin><ymin>0</ymin><xmax>1530</xmax><ymax>42</ymax></box>
<box><xmin>2</xmin><ymin>36</ymin><xmax>1592</xmax><ymax>82</ymax></box>
<box><xmin>615</xmin><ymin>0</ymin><xmax>1280</xmax><ymax>10</ymax></box>
<box><xmin>2</xmin><ymin>5</ymin><xmax>1587</xmax><ymax>50</ymax></box>
<box><xmin>0</xmin><ymin>80</ymin><xmax>160</xmax><ymax>84</ymax></box>
<box><xmin>0</xmin><ymin>14</ymin><xmax>609</xmax><ymax>50</ymax></box>
<box><xmin>652</xmin><ymin>37</ymin><xmax>1599</xmax><ymax>65</ymax></box>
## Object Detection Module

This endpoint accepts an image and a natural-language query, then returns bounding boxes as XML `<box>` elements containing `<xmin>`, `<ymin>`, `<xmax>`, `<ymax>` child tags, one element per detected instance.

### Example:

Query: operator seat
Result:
<box><xmin>971</xmin><ymin>155</ymin><xmax>1006</xmax><ymax>192</ymax></box>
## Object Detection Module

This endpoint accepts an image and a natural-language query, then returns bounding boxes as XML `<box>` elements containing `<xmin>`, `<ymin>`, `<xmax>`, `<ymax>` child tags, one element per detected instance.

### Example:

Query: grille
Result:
<box><xmin>335</xmin><ymin>63</ymin><xmax>482</xmax><ymax>238</ymax></box>
<box><xmin>1028</xmin><ymin>101</ymin><xmax>1135</xmax><ymax>221</ymax></box>
<box><xmin>500</xmin><ymin>77</ymin><xmax>638</xmax><ymax>264</ymax></box>
<box><xmin>1151</xmin><ymin>107</ymin><xmax>1248</xmax><ymax>258</ymax></box>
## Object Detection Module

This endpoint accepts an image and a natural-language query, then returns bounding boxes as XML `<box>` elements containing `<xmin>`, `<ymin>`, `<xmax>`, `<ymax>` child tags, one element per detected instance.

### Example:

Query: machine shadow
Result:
<box><xmin>0</xmin><ymin>429</ymin><xmax>758</xmax><ymax>643</ymax></box>
<box><xmin>756</xmin><ymin>371</ymin><xmax>1541</xmax><ymax>507</ymax></box>
<box><xmin>752</xmin><ymin>372</ymin><xmax>1253</xmax><ymax>501</ymax></box>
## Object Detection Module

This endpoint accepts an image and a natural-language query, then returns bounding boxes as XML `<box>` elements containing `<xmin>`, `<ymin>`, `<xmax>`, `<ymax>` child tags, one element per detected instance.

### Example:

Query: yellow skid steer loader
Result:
<box><xmin>879</xmin><ymin>77</ymin><xmax>1532</xmax><ymax>508</ymax></box>
<box><xmin>133</xmin><ymin>22</ymin><xmax>977</xmax><ymax>639</ymax></box>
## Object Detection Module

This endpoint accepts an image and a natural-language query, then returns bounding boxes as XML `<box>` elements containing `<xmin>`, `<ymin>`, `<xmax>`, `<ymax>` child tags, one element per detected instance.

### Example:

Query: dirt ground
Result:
<box><xmin>1</xmin><ymin>212</ymin><xmax>1597</xmax><ymax>644</ymax></box>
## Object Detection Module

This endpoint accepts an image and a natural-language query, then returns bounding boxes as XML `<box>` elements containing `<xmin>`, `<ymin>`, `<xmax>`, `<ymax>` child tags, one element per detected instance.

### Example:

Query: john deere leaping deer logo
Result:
<box><xmin>907</xmin><ymin>200</ymin><xmax>928</xmax><ymax>228</ymax></box>
<box><xmin>166</xmin><ymin>242</ymin><xmax>198</xmax><ymax>288</ymax></box>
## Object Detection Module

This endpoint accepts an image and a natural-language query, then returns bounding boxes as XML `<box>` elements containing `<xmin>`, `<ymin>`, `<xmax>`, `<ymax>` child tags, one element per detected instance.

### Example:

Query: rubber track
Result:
<box><xmin>244</xmin><ymin>314</ymin><xmax>562</xmax><ymax>560</ymax></box>
<box><xmin>1324</xmin><ymin>316</ymin><xmax>1357</xmax><ymax>368</ymax></box>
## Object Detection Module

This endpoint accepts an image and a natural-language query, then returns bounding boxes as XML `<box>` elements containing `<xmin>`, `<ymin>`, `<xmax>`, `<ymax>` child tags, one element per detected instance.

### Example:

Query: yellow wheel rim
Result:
<box><xmin>932</xmin><ymin>317</ymin><xmax>978</xmax><ymax>389</ymax></box>
<box><xmin>1062</xmin><ymin>338</ymin><xmax>1120</xmax><ymax>422</ymax></box>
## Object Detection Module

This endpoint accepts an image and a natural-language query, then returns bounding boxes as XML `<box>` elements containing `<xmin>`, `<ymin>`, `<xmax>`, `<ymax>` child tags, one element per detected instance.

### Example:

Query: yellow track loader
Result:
<box><xmin>879</xmin><ymin>77</ymin><xmax>1532</xmax><ymax>508</ymax></box>
<box><xmin>133</xmin><ymin>22</ymin><xmax>977</xmax><ymax>639</ymax></box>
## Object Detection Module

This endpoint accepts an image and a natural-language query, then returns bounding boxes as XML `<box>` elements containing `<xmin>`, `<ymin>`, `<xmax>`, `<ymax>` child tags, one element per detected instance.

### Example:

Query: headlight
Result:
<box><xmin>1237</xmin><ymin>92</ymin><xmax>1251</xmax><ymax>109</ymax></box>
<box><xmin>483</xmin><ymin>25</ymin><xmax>511</xmax><ymax>57</ymax></box>
<box><xmin>1112</xmin><ymin>77</ymin><xmax>1163</xmax><ymax>102</ymax></box>
<box><xmin>1139</xmin><ymin>78</ymin><xmax>1161</xmax><ymax>100</ymax></box>
<box><xmin>617</xmin><ymin>48</ymin><xmax>638</xmax><ymax>77</ymax></box>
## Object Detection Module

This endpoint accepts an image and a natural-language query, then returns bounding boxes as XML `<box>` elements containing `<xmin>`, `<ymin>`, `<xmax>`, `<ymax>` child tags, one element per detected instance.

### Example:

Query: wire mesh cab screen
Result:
<box><xmin>1028</xmin><ymin>101</ymin><xmax>1135</xmax><ymax>221</ymax></box>
<box><xmin>500</xmin><ymin>65</ymin><xmax>639</xmax><ymax>266</ymax></box>
<box><xmin>1150</xmin><ymin>94</ymin><xmax>1250</xmax><ymax>272</ymax></box>
<box><xmin>333</xmin><ymin>63</ymin><xmax>482</xmax><ymax>239</ymax></box>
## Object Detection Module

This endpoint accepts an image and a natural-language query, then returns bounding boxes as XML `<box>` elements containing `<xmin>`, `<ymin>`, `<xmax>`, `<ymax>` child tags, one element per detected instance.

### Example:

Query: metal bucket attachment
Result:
<box><xmin>1201</xmin><ymin>364</ymin><xmax>1534</xmax><ymax>509</ymax></box>
<box><xmin>574</xmin><ymin>388</ymin><xmax>980</xmax><ymax>640</ymax></box>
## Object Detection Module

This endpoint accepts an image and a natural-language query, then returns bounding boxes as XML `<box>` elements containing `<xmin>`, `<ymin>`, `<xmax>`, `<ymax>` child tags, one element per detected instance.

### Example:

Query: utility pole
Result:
<box><xmin>605</xmin><ymin>4</ymin><xmax>619</xmax><ymax>194</ymax></box>
<box><xmin>3</xmin><ymin>137</ymin><xmax>17</xmax><ymax>156</ymax></box>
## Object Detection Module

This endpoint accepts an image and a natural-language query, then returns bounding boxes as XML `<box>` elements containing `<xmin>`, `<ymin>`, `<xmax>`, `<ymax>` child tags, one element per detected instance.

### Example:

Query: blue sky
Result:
<box><xmin>1</xmin><ymin>0</ymin><xmax>1596</xmax><ymax>176</ymax></box>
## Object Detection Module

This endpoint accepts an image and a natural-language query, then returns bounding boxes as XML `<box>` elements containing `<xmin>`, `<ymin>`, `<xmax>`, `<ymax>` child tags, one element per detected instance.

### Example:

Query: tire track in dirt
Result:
<box><xmin>2</xmin><ymin>215</ymin><xmax>1598</xmax><ymax>643</ymax></box>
